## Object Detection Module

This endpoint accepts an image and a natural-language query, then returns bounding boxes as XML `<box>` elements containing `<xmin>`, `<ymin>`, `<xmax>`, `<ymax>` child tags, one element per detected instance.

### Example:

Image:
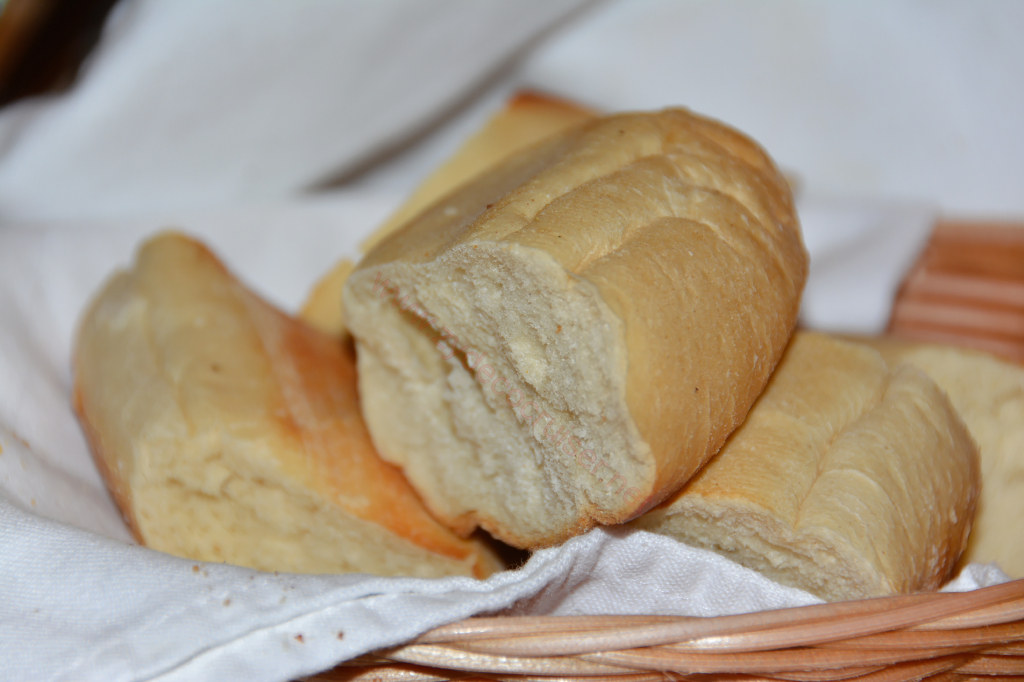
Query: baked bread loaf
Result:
<box><xmin>301</xmin><ymin>91</ymin><xmax>595</xmax><ymax>337</ymax></box>
<box><xmin>860</xmin><ymin>336</ymin><xmax>1024</xmax><ymax>578</ymax></box>
<box><xmin>341</xmin><ymin>108</ymin><xmax>809</xmax><ymax>549</ymax></box>
<box><xmin>73</xmin><ymin>232</ymin><xmax>501</xmax><ymax>578</ymax></box>
<box><xmin>631</xmin><ymin>332</ymin><xmax>980</xmax><ymax>601</ymax></box>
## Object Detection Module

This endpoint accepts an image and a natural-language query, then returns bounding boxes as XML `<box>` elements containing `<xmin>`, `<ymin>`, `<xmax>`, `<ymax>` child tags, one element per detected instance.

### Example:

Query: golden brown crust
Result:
<box><xmin>854</xmin><ymin>335</ymin><xmax>1024</xmax><ymax>578</ymax></box>
<box><xmin>73</xmin><ymin>232</ymin><xmax>501</xmax><ymax>577</ymax></box>
<box><xmin>633</xmin><ymin>332</ymin><xmax>980</xmax><ymax>600</ymax></box>
<box><xmin>72</xmin><ymin>384</ymin><xmax>143</xmax><ymax>543</ymax></box>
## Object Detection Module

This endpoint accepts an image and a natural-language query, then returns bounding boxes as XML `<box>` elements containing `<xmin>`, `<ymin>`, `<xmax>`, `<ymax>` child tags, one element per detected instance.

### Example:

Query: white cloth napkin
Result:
<box><xmin>1</xmin><ymin>1</ymin><xmax>1018</xmax><ymax>680</ymax></box>
<box><xmin>0</xmin><ymin>0</ymin><xmax>589</xmax><ymax>223</ymax></box>
<box><xmin>0</xmin><ymin>195</ymin><xmax>1007</xmax><ymax>682</ymax></box>
<box><xmin>2</xmin><ymin>497</ymin><xmax>825</xmax><ymax>682</ymax></box>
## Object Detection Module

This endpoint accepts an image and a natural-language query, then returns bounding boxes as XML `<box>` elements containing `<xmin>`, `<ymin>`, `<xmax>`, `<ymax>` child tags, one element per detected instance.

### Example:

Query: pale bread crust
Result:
<box><xmin>73</xmin><ymin>232</ymin><xmax>501</xmax><ymax>578</ymax></box>
<box><xmin>632</xmin><ymin>332</ymin><xmax>980</xmax><ymax>601</ymax></box>
<box><xmin>859</xmin><ymin>336</ymin><xmax>1024</xmax><ymax>578</ymax></box>
<box><xmin>343</xmin><ymin>108</ymin><xmax>808</xmax><ymax>548</ymax></box>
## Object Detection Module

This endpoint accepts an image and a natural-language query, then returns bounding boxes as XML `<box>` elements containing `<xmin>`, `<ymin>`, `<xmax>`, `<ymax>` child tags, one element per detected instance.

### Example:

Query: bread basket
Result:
<box><xmin>308</xmin><ymin>220</ymin><xmax>1024</xmax><ymax>682</ymax></box>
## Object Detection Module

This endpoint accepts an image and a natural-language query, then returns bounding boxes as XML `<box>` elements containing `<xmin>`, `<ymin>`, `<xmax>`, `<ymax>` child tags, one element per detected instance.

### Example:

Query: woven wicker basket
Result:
<box><xmin>888</xmin><ymin>220</ymin><xmax>1024</xmax><ymax>364</ymax></box>
<box><xmin>309</xmin><ymin>221</ymin><xmax>1024</xmax><ymax>682</ymax></box>
<box><xmin>310</xmin><ymin>578</ymin><xmax>1024</xmax><ymax>681</ymax></box>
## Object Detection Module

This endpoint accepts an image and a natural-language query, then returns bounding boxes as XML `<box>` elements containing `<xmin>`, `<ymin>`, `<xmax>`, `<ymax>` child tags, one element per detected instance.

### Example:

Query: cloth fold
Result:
<box><xmin>0</xmin><ymin>0</ymin><xmax>590</xmax><ymax>222</ymax></box>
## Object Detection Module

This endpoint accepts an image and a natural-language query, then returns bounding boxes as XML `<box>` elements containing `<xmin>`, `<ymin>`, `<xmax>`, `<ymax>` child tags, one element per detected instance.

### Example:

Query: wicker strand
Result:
<box><xmin>308</xmin><ymin>580</ymin><xmax>1024</xmax><ymax>682</ymax></box>
<box><xmin>413</xmin><ymin>581</ymin><xmax>1024</xmax><ymax>660</ymax></box>
<box><xmin>583</xmin><ymin>644</ymin><xmax>983</xmax><ymax>675</ymax></box>
<box><xmin>817</xmin><ymin>621</ymin><xmax>1024</xmax><ymax>651</ymax></box>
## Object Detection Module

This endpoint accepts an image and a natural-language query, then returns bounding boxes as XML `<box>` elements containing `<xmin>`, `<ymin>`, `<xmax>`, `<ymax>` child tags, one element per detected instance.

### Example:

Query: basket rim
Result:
<box><xmin>324</xmin><ymin>578</ymin><xmax>1024</xmax><ymax>682</ymax></box>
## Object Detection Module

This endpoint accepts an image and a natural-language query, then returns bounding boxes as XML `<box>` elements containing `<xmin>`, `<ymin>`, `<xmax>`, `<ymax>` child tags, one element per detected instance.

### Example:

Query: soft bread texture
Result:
<box><xmin>860</xmin><ymin>336</ymin><xmax>1024</xmax><ymax>578</ymax></box>
<box><xmin>301</xmin><ymin>91</ymin><xmax>595</xmax><ymax>337</ymax></box>
<box><xmin>73</xmin><ymin>232</ymin><xmax>501</xmax><ymax>578</ymax></box>
<box><xmin>632</xmin><ymin>332</ymin><xmax>980</xmax><ymax>601</ymax></box>
<box><xmin>342</xmin><ymin>108</ymin><xmax>808</xmax><ymax>549</ymax></box>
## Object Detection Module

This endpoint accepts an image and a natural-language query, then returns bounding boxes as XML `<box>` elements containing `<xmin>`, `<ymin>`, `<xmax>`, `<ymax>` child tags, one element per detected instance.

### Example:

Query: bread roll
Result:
<box><xmin>631</xmin><ymin>332</ymin><xmax>980</xmax><ymax>601</ymax></box>
<box><xmin>301</xmin><ymin>91</ymin><xmax>595</xmax><ymax>337</ymax></box>
<box><xmin>860</xmin><ymin>336</ymin><xmax>1024</xmax><ymax>578</ymax></box>
<box><xmin>73</xmin><ymin>232</ymin><xmax>501</xmax><ymax>578</ymax></box>
<box><xmin>342</xmin><ymin>108</ymin><xmax>808</xmax><ymax>549</ymax></box>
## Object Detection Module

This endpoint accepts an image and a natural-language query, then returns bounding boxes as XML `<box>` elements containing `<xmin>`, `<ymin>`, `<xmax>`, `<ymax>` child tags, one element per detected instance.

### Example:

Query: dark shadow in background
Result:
<box><xmin>0</xmin><ymin>0</ymin><xmax>120</xmax><ymax>107</ymax></box>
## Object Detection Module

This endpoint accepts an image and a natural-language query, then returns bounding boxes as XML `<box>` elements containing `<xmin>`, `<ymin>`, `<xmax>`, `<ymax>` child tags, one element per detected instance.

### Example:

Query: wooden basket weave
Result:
<box><xmin>888</xmin><ymin>220</ymin><xmax>1024</xmax><ymax>363</ymax></box>
<box><xmin>315</xmin><ymin>578</ymin><xmax>1024</xmax><ymax>681</ymax></box>
<box><xmin>311</xmin><ymin>220</ymin><xmax>1024</xmax><ymax>682</ymax></box>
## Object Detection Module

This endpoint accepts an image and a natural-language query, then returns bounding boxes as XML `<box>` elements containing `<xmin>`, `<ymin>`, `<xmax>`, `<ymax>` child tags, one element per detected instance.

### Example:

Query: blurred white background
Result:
<box><xmin>0</xmin><ymin>0</ymin><xmax>1021</xmax><ymax>222</ymax></box>
<box><xmin>515</xmin><ymin>0</ymin><xmax>1024</xmax><ymax>216</ymax></box>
